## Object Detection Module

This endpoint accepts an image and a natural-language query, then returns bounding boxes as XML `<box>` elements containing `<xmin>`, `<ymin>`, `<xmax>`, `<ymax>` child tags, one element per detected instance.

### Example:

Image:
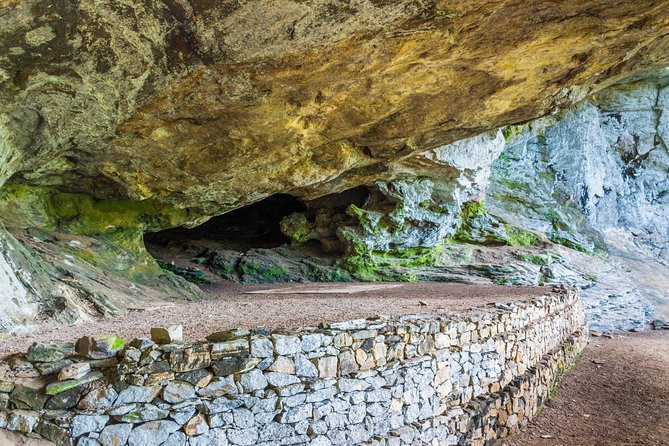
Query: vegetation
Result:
<box><xmin>450</xmin><ymin>201</ymin><xmax>540</xmax><ymax>247</ymax></box>
<box><xmin>280</xmin><ymin>213</ymin><xmax>313</xmax><ymax>243</ymax></box>
<box><xmin>340</xmin><ymin>243</ymin><xmax>444</xmax><ymax>282</ymax></box>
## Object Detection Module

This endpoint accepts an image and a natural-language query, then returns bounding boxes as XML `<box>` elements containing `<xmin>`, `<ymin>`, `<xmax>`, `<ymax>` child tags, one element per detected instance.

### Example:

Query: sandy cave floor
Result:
<box><xmin>504</xmin><ymin>330</ymin><xmax>669</xmax><ymax>446</ymax></box>
<box><xmin>0</xmin><ymin>282</ymin><xmax>552</xmax><ymax>358</ymax></box>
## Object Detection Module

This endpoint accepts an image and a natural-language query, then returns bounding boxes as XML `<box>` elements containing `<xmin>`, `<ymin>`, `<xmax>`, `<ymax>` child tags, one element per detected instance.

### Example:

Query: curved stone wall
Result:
<box><xmin>0</xmin><ymin>287</ymin><xmax>585</xmax><ymax>446</ymax></box>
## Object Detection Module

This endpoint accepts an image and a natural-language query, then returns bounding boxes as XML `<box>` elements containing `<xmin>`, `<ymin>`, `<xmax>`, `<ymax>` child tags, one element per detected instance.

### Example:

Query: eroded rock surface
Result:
<box><xmin>0</xmin><ymin>1</ymin><xmax>668</xmax><ymax>332</ymax></box>
<box><xmin>2</xmin><ymin>0</ymin><xmax>669</xmax><ymax>211</ymax></box>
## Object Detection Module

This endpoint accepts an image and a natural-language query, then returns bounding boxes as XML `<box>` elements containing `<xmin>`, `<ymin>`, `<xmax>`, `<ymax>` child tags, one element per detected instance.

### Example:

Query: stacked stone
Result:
<box><xmin>0</xmin><ymin>288</ymin><xmax>585</xmax><ymax>446</ymax></box>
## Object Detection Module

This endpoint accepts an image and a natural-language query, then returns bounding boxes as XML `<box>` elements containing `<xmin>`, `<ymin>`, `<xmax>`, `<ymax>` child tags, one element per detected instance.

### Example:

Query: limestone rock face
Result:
<box><xmin>2</xmin><ymin>0</ymin><xmax>669</xmax><ymax>215</ymax></box>
<box><xmin>280</xmin><ymin>131</ymin><xmax>505</xmax><ymax>258</ymax></box>
<box><xmin>487</xmin><ymin>72</ymin><xmax>669</xmax><ymax>330</ymax></box>
<box><xmin>270</xmin><ymin>73</ymin><xmax>669</xmax><ymax>329</ymax></box>
<box><xmin>489</xmin><ymin>74</ymin><xmax>669</xmax><ymax>258</ymax></box>
<box><xmin>1</xmin><ymin>0</ymin><xmax>669</xmax><ymax>333</ymax></box>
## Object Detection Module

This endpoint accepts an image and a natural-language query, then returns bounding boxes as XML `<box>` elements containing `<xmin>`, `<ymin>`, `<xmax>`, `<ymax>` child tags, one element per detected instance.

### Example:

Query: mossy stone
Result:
<box><xmin>46</xmin><ymin>371</ymin><xmax>104</xmax><ymax>395</ymax></box>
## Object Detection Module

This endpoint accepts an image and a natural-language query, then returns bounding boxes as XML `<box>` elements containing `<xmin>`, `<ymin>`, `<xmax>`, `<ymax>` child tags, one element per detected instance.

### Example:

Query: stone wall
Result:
<box><xmin>0</xmin><ymin>287</ymin><xmax>585</xmax><ymax>446</ymax></box>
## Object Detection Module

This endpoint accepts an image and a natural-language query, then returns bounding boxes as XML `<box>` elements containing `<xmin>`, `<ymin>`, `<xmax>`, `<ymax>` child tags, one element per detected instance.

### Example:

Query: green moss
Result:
<box><xmin>398</xmin><ymin>272</ymin><xmax>418</xmax><ymax>282</ymax></box>
<box><xmin>45</xmin><ymin>371</ymin><xmax>104</xmax><ymax>395</ymax></box>
<box><xmin>452</xmin><ymin>201</ymin><xmax>539</xmax><ymax>247</ymax></box>
<box><xmin>347</xmin><ymin>204</ymin><xmax>371</xmax><ymax>227</ymax></box>
<box><xmin>121</xmin><ymin>412</ymin><xmax>142</xmax><ymax>422</ymax></box>
<box><xmin>241</xmin><ymin>263</ymin><xmax>289</xmax><ymax>281</ymax></box>
<box><xmin>498</xmin><ymin>179</ymin><xmax>532</xmax><ymax>194</ymax></box>
<box><xmin>503</xmin><ymin>224</ymin><xmax>540</xmax><ymax>247</ymax></box>
<box><xmin>372</xmin><ymin>245</ymin><xmax>444</xmax><ymax>266</ymax></box>
<box><xmin>502</xmin><ymin>124</ymin><xmax>528</xmax><ymax>142</ymax></box>
<box><xmin>548</xmin><ymin>234</ymin><xmax>588</xmax><ymax>253</ymax></box>
<box><xmin>517</xmin><ymin>253</ymin><xmax>550</xmax><ymax>265</ymax></box>
<box><xmin>452</xmin><ymin>201</ymin><xmax>488</xmax><ymax>243</ymax></box>
<box><xmin>339</xmin><ymin>243</ymin><xmax>443</xmax><ymax>282</ymax></box>
<box><xmin>0</xmin><ymin>183</ymin><xmax>190</xmax><ymax>235</ymax></box>
<box><xmin>310</xmin><ymin>266</ymin><xmax>351</xmax><ymax>282</ymax></box>
<box><xmin>460</xmin><ymin>201</ymin><xmax>486</xmax><ymax>219</ymax></box>
<box><xmin>280</xmin><ymin>213</ymin><xmax>313</xmax><ymax>243</ymax></box>
<box><xmin>111</xmin><ymin>337</ymin><xmax>125</xmax><ymax>351</ymax></box>
<box><xmin>547</xmin><ymin>350</ymin><xmax>582</xmax><ymax>401</ymax></box>
<box><xmin>0</xmin><ymin>183</ymin><xmax>205</xmax><ymax>284</ymax></box>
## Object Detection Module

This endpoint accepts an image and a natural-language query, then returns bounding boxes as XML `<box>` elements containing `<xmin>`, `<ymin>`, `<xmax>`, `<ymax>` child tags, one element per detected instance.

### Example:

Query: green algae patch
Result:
<box><xmin>280</xmin><ymin>212</ymin><xmax>313</xmax><ymax>243</ymax></box>
<box><xmin>0</xmin><ymin>183</ymin><xmax>208</xmax><ymax>285</ymax></box>
<box><xmin>502</xmin><ymin>124</ymin><xmax>528</xmax><ymax>142</ymax></box>
<box><xmin>340</xmin><ymin>244</ymin><xmax>444</xmax><ymax>282</ymax></box>
<box><xmin>0</xmin><ymin>183</ymin><xmax>192</xmax><ymax>235</ymax></box>
<box><xmin>503</xmin><ymin>224</ymin><xmax>540</xmax><ymax>247</ymax></box>
<box><xmin>46</xmin><ymin>372</ymin><xmax>104</xmax><ymax>395</ymax></box>
<box><xmin>451</xmin><ymin>201</ymin><xmax>540</xmax><ymax>247</ymax></box>
<box><xmin>111</xmin><ymin>337</ymin><xmax>125</xmax><ymax>351</ymax></box>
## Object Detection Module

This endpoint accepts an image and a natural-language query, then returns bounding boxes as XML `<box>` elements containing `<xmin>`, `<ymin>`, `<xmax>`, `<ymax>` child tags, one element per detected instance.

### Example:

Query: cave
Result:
<box><xmin>143</xmin><ymin>186</ymin><xmax>378</xmax><ymax>284</ymax></box>
<box><xmin>1</xmin><ymin>3</ymin><xmax>668</xmax><ymax>444</ymax></box>
<box><xmin>144</xmin><ymin>193</ymin><xmax>307</xmax><ymax>264</ymax></box>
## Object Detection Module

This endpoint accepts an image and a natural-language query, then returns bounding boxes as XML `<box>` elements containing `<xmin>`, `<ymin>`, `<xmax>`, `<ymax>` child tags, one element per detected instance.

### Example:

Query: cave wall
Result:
<box><xmin>489</xmin><ymin>73</ymin><xmax>669</xmax><ymax>258</ymax></box>
<box><xmin>487</xmin><ymin>72</ymin><xmax>669</xmax><ymax>330</ymax></box>
<box><xmin>261</xmin><ymin>72</ymin><xmax>669</xmax><ymax>330</ymax></box>
<box><xmin>0</xmin><ymin>186</ymin><xmax>203</xmax><ymax>333</ymax></box>
<box><xmin>0</xmin><ymin>0</ymin><xmax>668</xmax><ymax>332</ymax></box>
<box><xmin>2</xmin><ymin>73</ymin><xmax>668</xmax><ymax>332</ymax></box>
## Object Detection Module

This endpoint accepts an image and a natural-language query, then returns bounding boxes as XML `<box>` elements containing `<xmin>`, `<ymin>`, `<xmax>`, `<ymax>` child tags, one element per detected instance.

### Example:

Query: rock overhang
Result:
<box><xmin>1</xmin><ymin>0</ymin><xmax>668</xmax><ymax>219</ymax></box>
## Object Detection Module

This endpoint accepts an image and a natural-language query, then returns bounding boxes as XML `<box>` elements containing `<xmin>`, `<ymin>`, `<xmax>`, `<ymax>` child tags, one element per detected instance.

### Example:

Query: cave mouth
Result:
<box><xmin>144</xmin><ymin>193</ymin><xmax>307</xmax><ymax>263</ymax></box>
<box><xmin>143</xmin><ymin>187</ymin><xmax>376</xmax><ymax>284</ymax></box>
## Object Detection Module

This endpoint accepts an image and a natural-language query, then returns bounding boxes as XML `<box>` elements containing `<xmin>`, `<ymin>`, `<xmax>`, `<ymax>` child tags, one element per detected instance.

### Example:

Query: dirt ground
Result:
<box><xmin>504</xmin><ymin>330</ymin><xmax>669</xmax><ymax>446</ymax></box>
<box><xmin>0</xmin><ymin>282</ymin><xmax>552</xmax><ymax>358</ymax></box>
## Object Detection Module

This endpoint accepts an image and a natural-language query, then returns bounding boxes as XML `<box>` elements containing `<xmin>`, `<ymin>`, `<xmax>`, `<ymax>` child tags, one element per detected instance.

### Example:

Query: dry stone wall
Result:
<box><xmin>0</xmin><ymin>287</ymin><xmax>585</xmax><ymax>446</ymax></box>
